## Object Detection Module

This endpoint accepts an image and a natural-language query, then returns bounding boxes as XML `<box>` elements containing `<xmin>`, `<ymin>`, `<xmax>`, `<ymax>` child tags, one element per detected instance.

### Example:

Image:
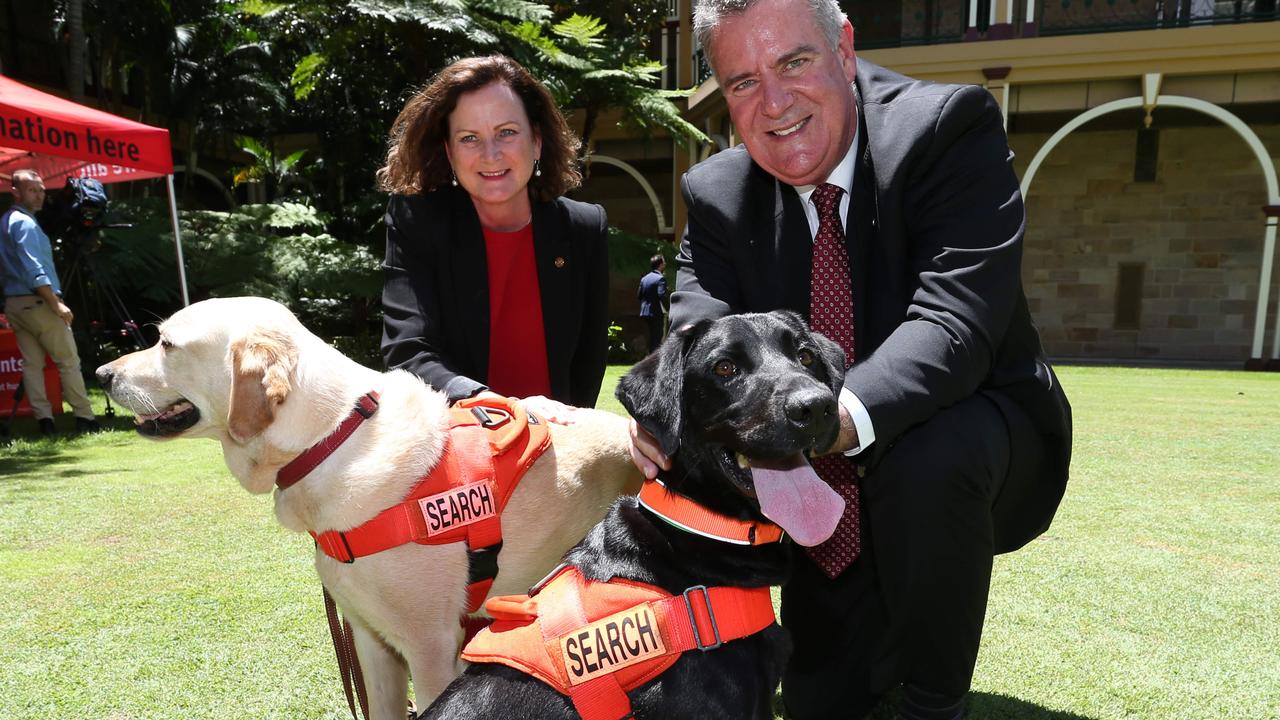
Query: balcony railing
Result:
<box><xmin>693</xmin><ymin>0</ymin><xmax>1276</xmax><ymax>81</ymax></box>
<box><xmin>1037</xmin><ymin>0</ymin><xmax>1277</xmax><ymax>36</ymax></box>
<box><xmin>850</xmin><ymin>0</ymin><xmax>1278</xmax><ymax>49</ymax></box>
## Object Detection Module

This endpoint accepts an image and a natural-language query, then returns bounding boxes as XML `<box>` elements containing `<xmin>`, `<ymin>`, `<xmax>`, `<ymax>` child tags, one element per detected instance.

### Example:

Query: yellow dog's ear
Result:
<box><xmin>227</xmin><ymin>328</ymin><xmax>297</xmax><ymax>443</ymax></box>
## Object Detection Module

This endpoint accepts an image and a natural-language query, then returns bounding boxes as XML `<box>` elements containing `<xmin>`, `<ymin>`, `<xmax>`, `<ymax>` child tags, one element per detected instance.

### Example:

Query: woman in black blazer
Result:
<box><xmin>379</xmin><ymin>55</ymin><xmax>609</xmax><ymax>411</ymax></box>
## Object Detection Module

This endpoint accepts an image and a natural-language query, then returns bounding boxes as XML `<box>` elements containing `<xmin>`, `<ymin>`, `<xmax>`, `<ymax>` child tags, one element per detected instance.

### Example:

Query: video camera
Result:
<box><xmin>39</xmin><ymin>176</ymin><xmax>112</xmax><ymax>246</ymax></box>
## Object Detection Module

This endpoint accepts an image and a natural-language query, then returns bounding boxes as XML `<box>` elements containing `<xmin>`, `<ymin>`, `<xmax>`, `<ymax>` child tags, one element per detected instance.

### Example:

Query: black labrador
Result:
<box><xmin>418</xmin><ymin>311</ymin><xmax>848</xmax><ymax>720</ymax></box>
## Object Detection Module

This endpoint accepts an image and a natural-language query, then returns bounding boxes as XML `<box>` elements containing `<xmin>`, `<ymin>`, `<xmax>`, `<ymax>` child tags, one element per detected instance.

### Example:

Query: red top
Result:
<box><xmin>483</xmin><ymin>223</ymin><xmax>551</xmax><ymax>398</ymax></box>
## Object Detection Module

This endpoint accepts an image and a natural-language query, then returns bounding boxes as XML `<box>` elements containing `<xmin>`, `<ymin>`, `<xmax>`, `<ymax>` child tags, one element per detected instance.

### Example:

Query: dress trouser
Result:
<box><xmin>781</xmin><ymin>392</ymin><xmax>1048</xmax><ymax>719</ymax></box>
<box><xmin>4</xmin><ymin>296</ymin><xmax>94</xmax><ymax>421</ymax></box>
<box><xmin>643</xmin><ymin>313</ymin><xmax>665</xmax><ymax>354</ymax></box>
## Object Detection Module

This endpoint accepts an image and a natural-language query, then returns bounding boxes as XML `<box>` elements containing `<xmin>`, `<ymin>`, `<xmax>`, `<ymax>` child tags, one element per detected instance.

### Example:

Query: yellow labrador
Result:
<box><xmin>95</xmin><ymin>297</ymin><xmax>641</xmax><ymax>719</ymax></box>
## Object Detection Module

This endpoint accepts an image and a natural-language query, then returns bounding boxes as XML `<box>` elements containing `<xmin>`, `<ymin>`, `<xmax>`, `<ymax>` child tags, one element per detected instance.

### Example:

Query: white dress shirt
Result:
<box><xmin>791</xmin><ymin>130</ymin><xmax>876</xmax><ymax>457</ymax></box>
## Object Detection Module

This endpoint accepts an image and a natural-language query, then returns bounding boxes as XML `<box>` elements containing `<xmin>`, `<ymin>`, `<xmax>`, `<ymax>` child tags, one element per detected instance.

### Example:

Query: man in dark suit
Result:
<box><xmin>637</xmin><ymin>254</ymin><xmax>667</xmax><ymax>354</ymax></box>
<box><xmin>629</xmin><ymin>1</ymin><xmax>1073</xmax><ymax>718</ymax></box>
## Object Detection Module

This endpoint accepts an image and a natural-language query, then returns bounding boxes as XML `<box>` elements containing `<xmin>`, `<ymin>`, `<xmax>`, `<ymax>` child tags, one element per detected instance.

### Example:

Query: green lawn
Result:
<box><xmin>2</xmin><ymin>366</ymin><xmax>1277</xmax><ymax>719</ymax></box>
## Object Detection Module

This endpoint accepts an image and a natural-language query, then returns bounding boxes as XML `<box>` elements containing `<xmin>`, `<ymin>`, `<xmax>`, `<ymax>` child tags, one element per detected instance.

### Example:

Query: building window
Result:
<box><xmin>1134</xmin><ymin>127</ymin><xmax>1159</xmax><ymax>183</ymax></box>
<box><xmin>1115</xmin><ymin>262</ymin><xmax>1145</xmax><ymax>330</ymax></box>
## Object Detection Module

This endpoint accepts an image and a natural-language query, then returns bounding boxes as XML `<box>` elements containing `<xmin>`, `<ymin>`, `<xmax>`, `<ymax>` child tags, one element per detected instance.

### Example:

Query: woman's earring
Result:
<box><xmin>451</xmin><ymin>171</ymin><xmax>458</xmax><ymax>187</ymax></box>
<box><xmin>534</xmin><ymin>159</ymin><xmax>541</xmax><ymax>178</ymax></box>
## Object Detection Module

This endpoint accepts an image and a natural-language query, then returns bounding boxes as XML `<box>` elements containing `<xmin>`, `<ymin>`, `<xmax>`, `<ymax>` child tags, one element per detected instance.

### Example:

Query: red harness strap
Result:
<box><xmin>280</xmin><ymin>393</ymin><xmax>550</xmax><ymax>613</ymax></box>
<box><xmin>462</xmin><ymin>565</ymin><xmax>777</xmax><ymax>720</ymax></box>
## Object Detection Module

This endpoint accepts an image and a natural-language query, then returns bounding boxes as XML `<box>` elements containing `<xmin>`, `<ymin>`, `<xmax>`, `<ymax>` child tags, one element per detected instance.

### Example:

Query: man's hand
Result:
<box><xmin>34</xmin><ymin>286</ymin><xmax>71</xmax><ymax>326</ymax></box>
<box><xmin>820</xmin><ymin>402</ymin><xmax>859</xmax><ymax>457</ymax></box>
<box><xmin>629</xmin><ymin>420</ymin><xmax>671</xmax><ymax>480</ymax></box>
<box><xmin>54</xmin><ymin>301</ymin><xmax>74</xmax><ymax>326</ymax></box>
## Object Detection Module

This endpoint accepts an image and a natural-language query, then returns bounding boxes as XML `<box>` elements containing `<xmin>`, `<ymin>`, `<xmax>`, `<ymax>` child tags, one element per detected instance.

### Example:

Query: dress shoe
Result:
<box><xmin>38</xmin><ymin>418</ymin><xmax>56</xmax><ymax>436</ymax></box>
<box><xmin>75</xmin><ymin>417</ymin><xmax>103</xmax><ymax>434</ymax></box>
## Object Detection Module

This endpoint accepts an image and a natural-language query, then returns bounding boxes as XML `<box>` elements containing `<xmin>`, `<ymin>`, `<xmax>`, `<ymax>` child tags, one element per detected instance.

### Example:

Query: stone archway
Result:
<box><xmin>1020</xmin><ymin>74</ymin><xmax>1280</xmax><ymax>363</ymax></box>
<box><xmin>587</xmin><ymin>155</ymin><xmax>672</xmax><ymax>236</ymax></box>
<box><xmin>171</xmin><ymin>164</ymin><xmax>238</xmax><ymax>209</ymax></box>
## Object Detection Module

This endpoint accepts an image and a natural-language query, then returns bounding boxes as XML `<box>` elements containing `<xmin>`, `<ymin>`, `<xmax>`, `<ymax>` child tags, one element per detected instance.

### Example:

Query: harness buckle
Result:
<box><xmin>470</xmin><ymin>405</ymin><xmax>511</xmax><ymax>428</ymax></box>
<box><xmin>315</xmin><ymin>531</ymin><xmax>356</xmax><ymax>564</ymax></box>
<box><xmin>333</xmin><ymin>531</ymin><xmax>356</xmax><ymax>564</ymax></box>
<box><xmin>466</xmin><ymin>541</ymin><xmax>504</xmax><ymax>585</ymax></box>
<box><xmin>682</xmin><ymin>585</ymin><xmax>722</xmax><ymax>651</ymax></box>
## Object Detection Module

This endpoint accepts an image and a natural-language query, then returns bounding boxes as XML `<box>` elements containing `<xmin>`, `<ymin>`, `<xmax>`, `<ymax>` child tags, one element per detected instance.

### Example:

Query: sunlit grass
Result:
<box><xmin>1</xmin><ymin>368</ymin><xmax>1276</xmax><ymax>719</ymax></box>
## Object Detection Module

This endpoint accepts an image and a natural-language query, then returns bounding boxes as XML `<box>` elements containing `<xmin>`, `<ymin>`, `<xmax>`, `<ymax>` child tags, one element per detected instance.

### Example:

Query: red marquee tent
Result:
<box><xmin>0</xmin><ymin>74</ymin><xmax>189</xmax><ymax>304</ymax></box>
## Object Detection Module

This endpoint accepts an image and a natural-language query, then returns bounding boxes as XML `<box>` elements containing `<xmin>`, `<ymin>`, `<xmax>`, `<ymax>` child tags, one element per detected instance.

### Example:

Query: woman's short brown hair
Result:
<box><xmin>378</xmin><ymin>55</ymin><xmax>582</xmax><ymax>200</ymax></box>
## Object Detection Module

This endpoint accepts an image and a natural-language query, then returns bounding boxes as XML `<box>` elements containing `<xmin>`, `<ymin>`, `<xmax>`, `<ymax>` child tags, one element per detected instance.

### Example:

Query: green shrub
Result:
<box><xmin>76</xmin><ymin>200</ymin><xmax>382</xmax><ymax>363</ymax></box>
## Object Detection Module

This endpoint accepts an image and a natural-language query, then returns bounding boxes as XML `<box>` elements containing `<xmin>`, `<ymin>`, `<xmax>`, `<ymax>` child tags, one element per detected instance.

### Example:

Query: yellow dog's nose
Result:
<box><xmin>95</xmin><ymin>364</ymin><xmax>115</xmax><ymax>392</ymax></box>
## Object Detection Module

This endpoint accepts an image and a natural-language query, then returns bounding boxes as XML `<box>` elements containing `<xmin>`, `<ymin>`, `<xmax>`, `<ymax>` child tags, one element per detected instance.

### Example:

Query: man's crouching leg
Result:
<box><xmin>781</xmin><ymin>393</ymin><xmax>1018</xmax><ymax>720</ymax></box>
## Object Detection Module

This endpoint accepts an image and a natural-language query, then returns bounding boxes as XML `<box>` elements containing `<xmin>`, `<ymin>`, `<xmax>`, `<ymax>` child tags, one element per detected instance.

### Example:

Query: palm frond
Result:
<box><xmin>291</xmin><ymin>52</ymin><xmax>327</xmax><ymax>100</ymax></box>
<box><xmin>239</xmin><ymin>0</ymin><xmax>288</xmax><ymax>17</ymax></box>
<box><xmin>471</xmin><ymin>0</ymin><xmax>552</xmax><ymax>23</ymax></box>
<box><xmin>552</xmin><ymin>13</ymin><xmax>605</xmax><ymax>48</ymax></box>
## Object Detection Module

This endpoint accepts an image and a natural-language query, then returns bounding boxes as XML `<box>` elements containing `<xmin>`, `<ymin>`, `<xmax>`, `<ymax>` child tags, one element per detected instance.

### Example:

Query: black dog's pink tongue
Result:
<box><xmin>751</xmin><ymin>455</ymin><xmax>846</xmax><ymax>547</ymax></box>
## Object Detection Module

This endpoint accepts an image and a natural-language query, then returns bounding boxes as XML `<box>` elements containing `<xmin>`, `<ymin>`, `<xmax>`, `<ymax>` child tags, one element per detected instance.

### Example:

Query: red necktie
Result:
<box><xmin>805</xmin><ymin>183</ymin><xmax>862</xmax><ymax>579</ymax></box>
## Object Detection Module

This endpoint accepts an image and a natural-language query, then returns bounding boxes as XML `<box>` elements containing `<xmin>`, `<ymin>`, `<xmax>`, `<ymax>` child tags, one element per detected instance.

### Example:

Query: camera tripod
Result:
<box><xmin>60</xmin><ymin>225</ymin><xmax>146</xmax><ymax>417</ymax></box>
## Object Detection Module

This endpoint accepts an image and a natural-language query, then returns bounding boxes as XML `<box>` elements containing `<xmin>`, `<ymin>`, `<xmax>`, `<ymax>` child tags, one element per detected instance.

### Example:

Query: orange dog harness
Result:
<box><xmin>462</xmin><ymin>565</ymin><xmax>776</xmax><ymax>720</ymax></box>
<box><xmin>460</xmin><ymin>480</ymin><xmax>786</xmax><ymax>720</ymax></box>
<box><xmin>279</xmin><ymin>393</ymin><xmax>550</xmax><ymax>612</ymax></box>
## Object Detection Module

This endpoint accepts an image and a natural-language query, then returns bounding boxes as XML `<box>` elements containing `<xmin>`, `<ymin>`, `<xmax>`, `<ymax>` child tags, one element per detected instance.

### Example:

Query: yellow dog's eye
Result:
<box><xmin>713</xmin><ymin>359</ymin><xmax>737</xmax><ymax>377</ymax></box>
<box><xmin>798</xmin><ymin>349</ymin><xmax>815</xmax><ymax>367</ymax></box>
<box><xmin>159</xmin><ymin>337</ymin><xmax>174</xmax><ymax>350</ymax></box>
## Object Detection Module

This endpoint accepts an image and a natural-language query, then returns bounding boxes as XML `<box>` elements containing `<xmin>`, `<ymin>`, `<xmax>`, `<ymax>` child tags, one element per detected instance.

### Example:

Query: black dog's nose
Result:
<box><xmin>95</xmin><ymin>365</ymin><xmax>114</xmax><ymax>392</ymax></box>
<box><xmin>784</xmin><ymin>388</ymin><xmax>837</xmax><ymax>436</ymax></box>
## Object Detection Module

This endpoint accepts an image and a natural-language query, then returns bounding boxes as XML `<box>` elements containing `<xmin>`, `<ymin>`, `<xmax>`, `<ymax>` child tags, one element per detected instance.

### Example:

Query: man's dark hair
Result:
<box><xmin>651</xmin><ymin>254</ymin><xmax>666</xmax><ymax>271</ymax></box>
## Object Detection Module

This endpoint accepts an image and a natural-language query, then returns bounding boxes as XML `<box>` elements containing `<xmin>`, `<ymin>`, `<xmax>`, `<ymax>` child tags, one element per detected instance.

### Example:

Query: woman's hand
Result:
<box><xmin>519</xmin><ymin>395</ymin><xmax>580</xmax><ymax>425</ymax></box>
<box><xmin>628</xmin><ymin>420</ymin><xmax>671</xmax><ymax>480</ymax></box>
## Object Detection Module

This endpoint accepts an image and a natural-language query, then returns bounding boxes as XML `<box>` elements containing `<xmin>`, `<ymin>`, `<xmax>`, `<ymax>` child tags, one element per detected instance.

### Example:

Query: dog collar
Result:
<box><xmin>638</xmin><ymin>479</ymin><xmax>784</xmax><ymax>546</ymax></box>
<box><xmin>276</xmin><ymin>391</ymin><xmax>380</xmax><ymax>491</ymax></box>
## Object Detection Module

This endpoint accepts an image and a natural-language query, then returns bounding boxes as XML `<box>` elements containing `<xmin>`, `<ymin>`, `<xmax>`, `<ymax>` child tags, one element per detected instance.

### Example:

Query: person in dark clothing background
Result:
<box><xmin>636</xmin><ymin>253</ymin><xmax>667</xmax><ymax>354</ymax></box>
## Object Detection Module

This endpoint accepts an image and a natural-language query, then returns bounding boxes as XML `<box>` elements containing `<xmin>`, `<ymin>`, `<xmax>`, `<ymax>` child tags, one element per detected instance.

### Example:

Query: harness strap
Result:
<box><xmin>465</xmin><ymin>541</ymin><xmax>502</xmax><ymax>611</ymax></box>
<box><xmin>277</xmin><ymin>392</ymin><xmax>380</xmax><ymax>491</ymax></box>
<box><xmin>310</xmin><ymin>427</ymin><xmax>494</xmax><ymax>562</ymax></box>
<box><xmin>638</xmin><ymin>479</ymin><xmax>784</xmax><ymax>546</ymax></box>
<box><xmin>538</xmin><ymin>569</ymin><xmax>634</xmax><ymax>720</ymax></box>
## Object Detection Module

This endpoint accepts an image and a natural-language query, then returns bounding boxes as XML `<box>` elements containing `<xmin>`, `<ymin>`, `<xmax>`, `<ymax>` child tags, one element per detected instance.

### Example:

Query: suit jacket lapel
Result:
<box><xmin>776</xmin><ymin>181</ymin><xmax>813</xmax><ymax>317</ymax></box>
<box><xmin>847</xmin><ymin>112</ymin><xmax>875</xmax><ymax>357</ymax></box>
<box><xmin>532</xmin><ymin>200</ymin><xmax>570</xmax><ymax>395</ymax></box>
<box><xmin>451</xmin><ymin>194</ymin><xmax>490</xmax><ymax>376</ymax></box>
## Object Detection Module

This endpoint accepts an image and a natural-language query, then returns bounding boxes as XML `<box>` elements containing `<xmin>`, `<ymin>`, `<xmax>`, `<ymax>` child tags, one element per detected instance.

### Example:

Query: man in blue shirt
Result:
<box><xmin>1</xmin><ymin>170</ymin><xmax>99</xmax><ymax>435</ymax></box>
<box><xmin>637</xmin><ymin>254</ymin><xmax>667</xmax><ymax>354</ymax></box>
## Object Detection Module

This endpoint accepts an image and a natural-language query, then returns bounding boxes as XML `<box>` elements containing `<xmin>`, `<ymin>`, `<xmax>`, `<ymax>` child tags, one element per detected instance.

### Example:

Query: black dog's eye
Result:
<box><xmin>713</xmin><ymin>359</ymin><xmax>737</xmax><ymax>377</ymax></box>
<box><xmin>798</xmin><ymin>348</ymin><xmax>815</xmax><ymax>367</ymax></box>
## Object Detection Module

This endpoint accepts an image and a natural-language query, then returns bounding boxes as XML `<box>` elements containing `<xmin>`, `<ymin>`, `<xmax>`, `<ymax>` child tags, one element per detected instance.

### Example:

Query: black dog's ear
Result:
<box><xmin>808</xmin><ymin>326</ymin><xmax>850</xmax><ymax>396</ymax></box>
<box><xmin>616</xmin><ymin>319</ymin><xmax>712</xmax><ymax>456</ymax></box>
